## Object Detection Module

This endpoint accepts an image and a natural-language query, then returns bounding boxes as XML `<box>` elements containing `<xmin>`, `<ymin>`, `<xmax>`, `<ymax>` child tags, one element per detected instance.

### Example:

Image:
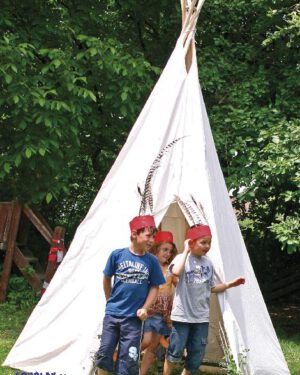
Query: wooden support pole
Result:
<box><xmin>0</xmin><ymin>201</ymin><xmax>22</xmax><ymax>302</ymax></box>
<box><xmin>23</xmin><ymin>206</ymin><xmax>53</xmax><ymax>244</ymax></box>
<box><xmin>41</xmin><ymin>226</ymin><xmax>66</xmax><ymax>297</ymax></box>
<box><xmin>181</xmin><ymin>0</ymin><xmax>187</xmax><ymax>27</ymax></box>
<box><xmin>13</xmin><ymin>247</ymin><xmax>42</xmax><ymax>290</ymax></box>
<box><xmin>181</xmin><ymin>0</ymin><xmax>206</xmax><ymax>71</ymax></box>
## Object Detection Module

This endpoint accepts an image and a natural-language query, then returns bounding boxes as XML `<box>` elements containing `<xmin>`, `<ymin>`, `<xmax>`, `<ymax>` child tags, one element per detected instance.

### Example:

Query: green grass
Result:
<box><xmin>0</xmin><ymin>301</ymin><xmax>299</xmax><ymax>375</ymax></box>
<box><xmin>278</xmin><ymin>332</ymin><xmax>300</xmax><ymax>375</ymax></box>
<box><xmin>0</xmin><ymin>303</ymin><xmax>34</xmax><ymax>375</ymax></box>
<box><xmin>269</xmin><ymin>303</ymin><xmax>300</xmax><ymax>375</ymax></box>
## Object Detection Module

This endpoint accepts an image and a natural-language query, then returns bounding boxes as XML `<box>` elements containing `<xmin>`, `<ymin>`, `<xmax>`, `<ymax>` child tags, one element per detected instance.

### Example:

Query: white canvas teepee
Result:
<box><xmin>4</xmin><ymin>1</ymin><xmax>290</xmax><ymax>374</ymax></box>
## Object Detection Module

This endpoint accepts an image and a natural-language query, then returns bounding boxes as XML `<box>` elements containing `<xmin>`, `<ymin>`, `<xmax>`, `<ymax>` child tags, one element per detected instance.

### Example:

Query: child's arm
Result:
<box><xmin>103</xmin><ymin>275</ymin><xmax>112</xmax><ymax>300</ymax></box>
<box><xmin>211</xmin><ymin>277</ymin><xmax>245</xmax><ymax>293</ymax></box>
<box><xmin>136</xmin><ymin>286</ymin><xmax>159</xmax><ymax>320</ymax></box>
<box><xmin>172</xmin><ymin>275</ymin><xmax>178</xmax><ymax>286</ymax></box>
<box><xmin>171</xmin><ymin>239</ymin><xmax>190</xmax><ymax>276</ymax></box>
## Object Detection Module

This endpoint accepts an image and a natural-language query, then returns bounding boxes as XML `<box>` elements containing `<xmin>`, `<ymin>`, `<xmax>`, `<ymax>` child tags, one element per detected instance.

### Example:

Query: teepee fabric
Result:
<box><xmin>4</xmin><ymin>4</ymin><xmax>290</xmax><ymax>375</ymax></box>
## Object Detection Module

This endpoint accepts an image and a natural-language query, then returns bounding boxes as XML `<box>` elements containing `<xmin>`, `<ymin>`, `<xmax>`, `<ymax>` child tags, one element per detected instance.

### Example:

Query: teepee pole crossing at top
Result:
<box><xmin>181</xmin><ymin>0</ymin><xmax>205</xmax><ymax>37</ymax></box>
<box><xmin>181</xmin><ymin>0</ymin><xmax>206</xmax><ymax>70</ymax></box>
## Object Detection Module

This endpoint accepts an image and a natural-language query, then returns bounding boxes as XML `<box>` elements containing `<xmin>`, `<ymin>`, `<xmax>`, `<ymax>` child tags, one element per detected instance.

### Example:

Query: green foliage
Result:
<box><xmin>263</xmin><ymin>4</ymin><xmax>300</xmax><ymax>48</ymax></box>
<box><xmin>0</xmin><ymin>1</ymin><xmax>158</xmax><ymax>204</ymax></box>
<box><xmin>197</xmin><ymin>0</ymin><xmax>299</xmax><ymax>257</ymax></box>
<box><xmin>5</xmin><ymin>275</ymin><xmax>39</xmax><ymax>310</ymax></box>
<box><xmin>19</xmin><ymin>265</ymin><xmax>36</xmax><ymax>277</ymax></box>
<box><xmin>0</xmin><ymin>0</ymin><xmax>299</xmax><ymax>262</ymax></box>
<box><xmin>270</xmin><ymin>215</ymin><xmax>299</xmax><ymax>254</ymax></box>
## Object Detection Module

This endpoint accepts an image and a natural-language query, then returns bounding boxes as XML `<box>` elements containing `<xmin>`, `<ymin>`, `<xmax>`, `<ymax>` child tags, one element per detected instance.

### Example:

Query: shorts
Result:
<box><xmin>95</xmin><ymin>314</ymin><xmax>142</xmax><ymax>375</ymax></box>
<box><xmin>143</xmin><ymin>314</ymin><xmax>171</xmax><ymax>336</ymax></box>
<box><xmin>166</xmin><ymin>321</ymin><xmax>208</xmax><ymax>373</ymax></box>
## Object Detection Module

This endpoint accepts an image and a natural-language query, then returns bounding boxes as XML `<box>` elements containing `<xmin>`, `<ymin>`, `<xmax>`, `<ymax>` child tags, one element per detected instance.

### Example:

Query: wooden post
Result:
<box><xmin>23</xmin><ymin>206</ymin><xmax>53</xmax><ymax>244</ymax></box>
<box><xmin>0</xmin><ymin>201</ymin><xmax>22</xmax><ymax>302</ymax></box>
<box><xmin>41</xmin><ymin>226</ymin><xmax>66</xmax><ymax>297</ymax></box>
<box><xmin>13</xmin><ymin>247</ymin><xmax>42</xmax><ymax>290</ymax></box>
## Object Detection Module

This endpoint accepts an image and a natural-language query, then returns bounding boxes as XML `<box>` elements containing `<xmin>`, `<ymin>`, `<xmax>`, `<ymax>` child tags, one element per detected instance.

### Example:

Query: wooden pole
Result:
<box><xmin>181</xmin><ymin>0</ymin><xmax>187</xmax><ymax>28</ymax></box>
<box><xmin>0</xmin><ymin>201</ymin><xmax>22</xmax><ymax>302</ymax></box>
<box><xmin>181</xmin><ymin>0</ymin><xmax>206</xmax><ymax>71</ymax></box>
<box><xmin>41</xmin><ymin>226</ymin><xmax>66</xmax><ymax>297</ymax></box>
<box><xmin>23</xmin><ymin>206</ymin><xmax>53</xmax><ymax>244</ymax></box>
<box><xmin>13</xmin><ymin>247</ymin><xmax>42</xmax><ymax>290</ymax></box>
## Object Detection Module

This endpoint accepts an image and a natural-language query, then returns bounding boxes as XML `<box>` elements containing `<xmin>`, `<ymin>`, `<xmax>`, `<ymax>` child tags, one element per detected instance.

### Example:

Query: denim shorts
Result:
<box><xmin>143</xmin><ymin>314</ymin><xmax>171</xmax><ymax>336</ymax></box>
<box><xmin>166</xmin><ymin>321</ymin><xmax>208</xmax><ymax>373</ymax></box>
<box><xmin>95</xmin><ymin>314</ymin><xmax>142</xmax><ymax>375</ymax></box>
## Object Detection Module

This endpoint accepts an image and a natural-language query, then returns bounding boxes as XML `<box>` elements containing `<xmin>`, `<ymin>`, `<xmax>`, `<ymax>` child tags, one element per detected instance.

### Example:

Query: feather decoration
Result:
<box><xmin>191</xmin><ymin>195</ymin><xmax>209</xmax><ymax>224</ymax></box>
<box><xmin>139</xmin><ymin>137</ymin><xmax>185</xmax><ymax>215</ymax></box>
<box><xmin>185</xmin><ymin>200</ymin><xmax>203</xmax><ymax>225</ymax></box>
<box><xmin>174</xmin><ymin>195</ymin><xmax>196</xmax><ymax>226</ymax></box>
<box><xmin>137</xmin><ymin>185</ymin><xmax>143</xmax><ymax>197</ymax></box>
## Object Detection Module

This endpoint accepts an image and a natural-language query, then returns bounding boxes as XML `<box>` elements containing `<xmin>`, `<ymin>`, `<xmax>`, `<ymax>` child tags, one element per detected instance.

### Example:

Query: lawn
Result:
<box><xmin>0</xmin><ymin>303</ymin><xmax>34</xmax><ymax>375</ymax></box>
<box><xmin>0</xmin><ymin>301</ymin><xmax>299</xmax><ymax>375</ymax></box>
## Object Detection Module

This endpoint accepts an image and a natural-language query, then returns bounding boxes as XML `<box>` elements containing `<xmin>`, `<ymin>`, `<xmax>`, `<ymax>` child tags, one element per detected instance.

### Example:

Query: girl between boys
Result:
<box><xmin>140</xmin><ymin>231</ymin><xmax>177</xmax><ymax>375</ymax></box>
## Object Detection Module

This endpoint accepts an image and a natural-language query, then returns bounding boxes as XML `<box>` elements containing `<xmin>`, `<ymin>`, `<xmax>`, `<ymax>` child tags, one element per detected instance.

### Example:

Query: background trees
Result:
<box><xmin>1</xmin><ymin>0</ymin><xmax>299</xmax><ymax>282</ymax></box>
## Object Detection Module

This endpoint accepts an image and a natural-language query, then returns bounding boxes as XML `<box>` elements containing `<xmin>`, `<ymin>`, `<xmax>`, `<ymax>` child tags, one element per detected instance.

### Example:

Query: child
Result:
<box><xmin>140</xmin><ymin>231</ymin><xmax>177</xmax><ymax>375</ymax></box>
<box><xmin>95</xmin><ymin>215</ymin><xmax>166</xmax><ymax>375</ymax></box>
<box><xmin>163</xmin><ymin>225</ymin><xmax>245</xmax><ymax>375</ymax></box>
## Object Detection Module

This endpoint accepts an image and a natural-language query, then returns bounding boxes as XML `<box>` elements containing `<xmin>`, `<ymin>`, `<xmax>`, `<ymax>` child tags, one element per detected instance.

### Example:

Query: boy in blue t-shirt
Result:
<box><xmin>96</xmin><ymin>215</ymin><xmax>165</xmax><ymax>375</ymax></box>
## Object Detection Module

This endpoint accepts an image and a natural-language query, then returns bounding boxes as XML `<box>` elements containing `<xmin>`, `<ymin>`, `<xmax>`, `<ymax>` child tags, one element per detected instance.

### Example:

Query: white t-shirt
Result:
<box><xmin>169</xmin><ymin>253</ymin><xmax>215</xmax><ymax>323</ymax></box>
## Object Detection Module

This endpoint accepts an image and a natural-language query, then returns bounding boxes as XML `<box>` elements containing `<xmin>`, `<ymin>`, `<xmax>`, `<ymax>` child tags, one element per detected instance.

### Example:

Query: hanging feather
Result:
<box><xmin>185</xmin><ymin>199</ymin><xmax>203</xmax><ymax>225</ymax></box>
<box><xmin>139</xmin><ymin>137</ymin><xmax>185</xmax><ymax>215</ymax></box>
<box><xmin>137</xmin><ymin>185</ymin><xmax>143</xmax><ymax>197</ymax></box>
<box><xmin>174</xmin><ymin>195</ymin><xmax>196</xmax><ymax>226</ymax></box>
<box><xmin>190</xmin><ymin>194</ymin><xmax>209</xmax><ymax>224</ymax></box>
<box><xmin>197</xmin><ymin>200</ymin><xmax>209</xmax><ymax>223</ymax></box>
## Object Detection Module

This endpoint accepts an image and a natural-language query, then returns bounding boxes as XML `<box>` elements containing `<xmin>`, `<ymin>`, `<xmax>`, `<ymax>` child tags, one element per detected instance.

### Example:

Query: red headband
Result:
<box><xmin>129</xmin><ymin>215</ymin><xmax>156</xmax><ymax>231</ymax></box>
<box><xmin>154</xmin><ymin>231</ymin><xmax>174</xmax><ymax>243</ymax></box>
<box><xmin>186</xmin><ymin>225</ymin><xmax>211</xmax><ymax>240</ymax></box>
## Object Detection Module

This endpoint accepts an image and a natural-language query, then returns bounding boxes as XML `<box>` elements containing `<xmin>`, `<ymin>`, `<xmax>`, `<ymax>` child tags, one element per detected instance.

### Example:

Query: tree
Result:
<box><xmin>0</xmin><ymin>0</ymin><xmax>299</xmax><ymax>263</ymax></box>
<box><xmin>0</xmin><ymin>0</ymin><xmax>159</xmax><ymax>204</ymax></box>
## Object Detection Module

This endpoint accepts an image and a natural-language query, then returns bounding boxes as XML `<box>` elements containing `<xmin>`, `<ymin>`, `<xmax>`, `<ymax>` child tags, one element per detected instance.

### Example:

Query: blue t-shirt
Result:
<box><xmin>103</xmin><ymin>248</ymin><xmax>165</xmax><ymax>317</ymax></box>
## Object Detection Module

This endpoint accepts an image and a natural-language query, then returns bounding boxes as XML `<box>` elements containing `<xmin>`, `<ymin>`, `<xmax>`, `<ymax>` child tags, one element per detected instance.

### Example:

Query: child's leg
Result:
<box><xmin>163</xmin><ymin>321</ymin><xmax>190</xmax><ymax>375</ymax></box>
<box><xmin>184</xmin><ymin>322</ymin><xmax>209</xmax><ymax>373</ymax></box>
<box><xmin>116</xmin><ymin>317</ymin><xmax>142</xmax><ymax>375</ymax></box>
<box><xmin>180</xmin><ymin>369</ymin><xmax>191</xmax><ymax>375</ymax></box>
<box><xmin>97</xmin><ymin>369</ymin><xmax>109</xmax><ymax>375</ymax></box>
<box><xmin>141</xmin><ymin>330</ymin><xmax>153</xmax><ymax>351</ymax></box>
<box><xmin>140</xmin><ymin>332</ymin><xmax>161</xmax><ymax>375</ymax></box>
<box><xmin>163</xmin><ymin>358</ymin><xmax>175</xmax><ymax>375</ymax></box>
<box><xmin>95</xmin><ymin>315</ymin><xmax>120</xmax><ymax>373</ymax></box>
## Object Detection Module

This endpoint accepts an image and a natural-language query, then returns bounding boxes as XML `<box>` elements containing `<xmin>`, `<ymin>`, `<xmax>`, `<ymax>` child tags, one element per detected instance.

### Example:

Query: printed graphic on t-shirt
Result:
<box><xmin>115</xmin><ymin>260</ymin><xmax>149</xmax><ymax>284</ymax></box>
<box><xmin>185</xmin><ymin>265</ymin><xmax>211</xmax><ymax>284</ymax></box>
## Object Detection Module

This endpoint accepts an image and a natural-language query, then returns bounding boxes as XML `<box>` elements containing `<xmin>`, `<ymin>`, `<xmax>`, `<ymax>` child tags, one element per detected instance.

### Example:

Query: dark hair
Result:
<box><xmin>130</xmin><ymin>226</ymin><xmax>157</xmax><ymax>241</ymax></box>
<box><xmin>150</xmin><ymin>241</ymin><xmax>177</xmax><ymax>264</ymax></box>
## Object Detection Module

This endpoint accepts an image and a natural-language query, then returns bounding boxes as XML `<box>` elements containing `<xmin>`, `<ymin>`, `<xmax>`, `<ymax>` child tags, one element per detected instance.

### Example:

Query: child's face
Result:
<box><xmin>156</xmin><ymin>242</ymin><xmax>173</xmax><ymax>265</ymax></box>
<box><xmin>189</xmin><ymin>236</ymin><xmax>212</xmax><ymax>257</ymax></box>
<box><xmin>134</xmin><ymin>228</ymin><xmax>155</xmax><ymax>251</ymax></box>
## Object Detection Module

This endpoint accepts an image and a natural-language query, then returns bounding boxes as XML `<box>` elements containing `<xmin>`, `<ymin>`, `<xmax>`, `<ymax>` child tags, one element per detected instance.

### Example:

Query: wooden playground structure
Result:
<box><xmin>0</xmin><ymin>201</ymin><xmax>66</xmax><ymax>302</ymax></box>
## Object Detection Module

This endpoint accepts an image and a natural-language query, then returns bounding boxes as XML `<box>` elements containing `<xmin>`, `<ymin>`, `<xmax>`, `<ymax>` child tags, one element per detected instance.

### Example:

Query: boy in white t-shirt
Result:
<box><xmin>163</xmin><ymin>224</ymin><xmax>245</xmax><ymax>375</ymax></box>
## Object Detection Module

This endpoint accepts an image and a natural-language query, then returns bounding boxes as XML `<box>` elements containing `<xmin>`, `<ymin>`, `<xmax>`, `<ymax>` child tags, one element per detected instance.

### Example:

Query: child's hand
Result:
<box><xmin>229</xmin><ymin>277</ymin><xmax>245</xmax><ymax>288</ymax></box>
<box><xmin>137</xmin><ymin>308</ymin><xmax>148</xmax><ymax>321</ymax></box>
<box><xmin>183</xmin><ymin>239</ymin><xmax>191</xmax><ymax>253</ymax></box>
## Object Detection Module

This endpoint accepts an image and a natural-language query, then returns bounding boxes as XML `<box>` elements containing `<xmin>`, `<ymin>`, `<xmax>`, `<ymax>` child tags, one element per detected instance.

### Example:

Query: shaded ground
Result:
<box><xmin>268</xmin><ymin>302</ymin><xmax>300</xmax><ymax>334</ymax></box>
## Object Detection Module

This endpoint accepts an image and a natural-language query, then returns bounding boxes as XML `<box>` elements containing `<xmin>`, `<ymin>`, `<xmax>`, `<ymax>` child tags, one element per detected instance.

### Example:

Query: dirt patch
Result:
<box><xmin>268</xmin><ymin>302</ymin><xmax>300</xmax><ymax>335</ymax></box>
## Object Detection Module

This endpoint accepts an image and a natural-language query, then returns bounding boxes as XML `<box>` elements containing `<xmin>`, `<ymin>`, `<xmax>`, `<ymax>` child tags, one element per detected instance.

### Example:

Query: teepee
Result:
<box><xmin>3</xmin><ymin>1</ymin><xmax>290</xmax><ymax>374</ymax></box>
